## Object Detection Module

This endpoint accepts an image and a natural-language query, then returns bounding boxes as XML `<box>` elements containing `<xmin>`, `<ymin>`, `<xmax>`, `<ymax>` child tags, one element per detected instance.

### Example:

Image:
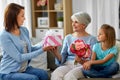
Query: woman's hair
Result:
<box><xmin>101</xmin><ymin>24</ymin><xmax>116</xmax><ymax>48</ymax></box>
<box><xmin>71</xmin><ymin>12</ymin><xmax>91</xmax><ymax>27</ymax></box>
<box><xmin>4</xmin><ymin>3</ymin><xmax>24</xmax><ymax>32</ymax></box>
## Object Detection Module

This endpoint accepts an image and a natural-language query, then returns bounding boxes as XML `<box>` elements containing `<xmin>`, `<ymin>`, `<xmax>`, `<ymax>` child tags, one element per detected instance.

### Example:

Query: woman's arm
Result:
<box><xmin>52</xmin><ymin>47</ymin><xmax>62</xmax><ymax>61</ymax></box>
<box><xmin>31</xmin><ymin>43</ymin><xmax>43</xmax><ymax>51</ymax></box>
<box><xmin>0</xmin><ymin>33</ymin><xmax>54</xmax><ymax>63</ymax></box>
<box><xmin>51</xmin><ymin>35</ymin><xmax>69</xmax><ymax>65</ymax></box>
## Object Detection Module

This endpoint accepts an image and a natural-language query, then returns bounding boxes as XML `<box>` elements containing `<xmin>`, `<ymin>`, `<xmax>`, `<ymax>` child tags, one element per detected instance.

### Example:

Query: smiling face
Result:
<box><xmin>17</xmin><ymin>9</ymin><xmax>25</xmax><ymax>26</ymax></box>
<box><xmin>4</xmin><ymin>3</ymin><xmax>24</xmax><ymax>32</ymax></box>
<box><xmin>97</xmin><ymin>28</ymin><xmax>106</xmax><ymax>42</ymax></box>
<box><xmin>72</xmin><ymin>20</ymin><xmax>85</xmax><ymax>32</ymax></box>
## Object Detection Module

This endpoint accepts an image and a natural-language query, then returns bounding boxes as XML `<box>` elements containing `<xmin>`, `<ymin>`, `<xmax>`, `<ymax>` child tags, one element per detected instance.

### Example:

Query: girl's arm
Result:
<box><xmin>90</xmin><ymin>53</ymin><xmax>114</xmax><ymax>65</ymax></box>
<box><xmin>91</xmin><ymin>52</ymin><xmax>96</xmax><ymax>60</ymax></box>
<box><xmin>83</xmin><ymin>52</ymin><xmax>114</xmax><ymax>70</ymax></box>
<box><xmin>83</xmin><ymin>52</ymin><xmax>96</xmax><ymax>70</ymax></box>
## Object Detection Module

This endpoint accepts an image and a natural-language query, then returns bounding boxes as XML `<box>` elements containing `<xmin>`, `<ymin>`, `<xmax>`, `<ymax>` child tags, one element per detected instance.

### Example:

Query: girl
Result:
<box><xmin>82</xmin><ymin>24</ymin><xmax>119</xmax><ymax>78</ymax></box>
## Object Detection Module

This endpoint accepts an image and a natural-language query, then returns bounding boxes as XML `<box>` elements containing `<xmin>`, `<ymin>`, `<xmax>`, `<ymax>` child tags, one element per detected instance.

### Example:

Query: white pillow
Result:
<box><xmin>112</xmin><ymin>40</ymin><xmax>120</xmax><ymax>78</ymax></box>
<box><xmin>29</xmin><ymin>52</ymin><xmax>48</xmax><ymax>70</ymax></box>
<box><xmin>30</xmin><ymin>37</ymin><xmax>48</xmax><ymax>70</ymax></box>
<box><xmin>112</xmin><ymin>71</ymin><xmax>120</xmax><ymax>78</ymax></box>
<box><xmin>116</xmin><ymin>40</ymin><xmax>120</xmax><ymax>65</ymax></box>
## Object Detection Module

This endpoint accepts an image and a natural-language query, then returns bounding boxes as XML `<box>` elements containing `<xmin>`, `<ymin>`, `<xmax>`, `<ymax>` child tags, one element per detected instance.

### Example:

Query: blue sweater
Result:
<box><xmin>56</xmin><ymin>34</ymin><xmax>97</xmax><ymax>65</ymax></box>
<box><xmin>0</xmin><ymin>27</ymin><xmax>44</xmax><ymax>74</ymax></box>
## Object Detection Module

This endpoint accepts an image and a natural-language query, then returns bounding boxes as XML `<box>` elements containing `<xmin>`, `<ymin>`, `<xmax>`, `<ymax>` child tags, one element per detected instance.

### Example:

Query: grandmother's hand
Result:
<box><xmin>75</xmin><ymin>55</ymin><xmax>88</xmax><ymax>64</ymax></box>
<box><xmin>75</xmin><ymin>55</ymin><xmax>84</xmax><ymax>64</ymax></box>
<box><xmin>50</xmin><ymin>46</ymin><xmax>58</xmax><ymax>54</ymax></box>
<box><xmin>43</xmin><ymin>46</ymin><xmax>56</xmax><ymax>51</ymax></box>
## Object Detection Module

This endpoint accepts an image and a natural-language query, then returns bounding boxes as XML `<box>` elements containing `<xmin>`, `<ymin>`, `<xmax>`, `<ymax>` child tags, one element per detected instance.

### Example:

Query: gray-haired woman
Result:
<box><xmin>51</xmin><ymin>12</ymin><xmax>98</xmax><ymax>80</ymax></box>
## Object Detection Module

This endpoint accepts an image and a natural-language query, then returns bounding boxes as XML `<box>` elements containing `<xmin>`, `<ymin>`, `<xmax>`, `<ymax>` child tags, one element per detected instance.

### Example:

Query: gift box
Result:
<box><xmin>43</xmin><ymin>30</ymin><xmax>62</xmax><ymax>46</ymax></box>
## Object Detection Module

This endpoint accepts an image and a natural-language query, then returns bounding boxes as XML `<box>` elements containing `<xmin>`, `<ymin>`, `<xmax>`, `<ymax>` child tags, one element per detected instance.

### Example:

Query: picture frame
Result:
<box><xmin>37</xmin><ymin>17</ymin><xmax>49</xmax><ymax>28</ymax></box>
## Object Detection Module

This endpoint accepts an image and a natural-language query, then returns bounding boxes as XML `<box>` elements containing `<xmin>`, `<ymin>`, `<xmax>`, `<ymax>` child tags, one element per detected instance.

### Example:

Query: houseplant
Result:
<box><xmin>57</xmin><ymin>17</ymin><xmax>63</xmax><ymax>28</ymax></box>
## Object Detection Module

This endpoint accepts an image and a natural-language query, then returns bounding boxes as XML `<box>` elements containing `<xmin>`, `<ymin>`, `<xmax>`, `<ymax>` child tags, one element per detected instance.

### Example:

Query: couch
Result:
<box><xmin>0</xmin><ymin>39</ymin><xmax>120</xmax><ymax>80</ymax></box>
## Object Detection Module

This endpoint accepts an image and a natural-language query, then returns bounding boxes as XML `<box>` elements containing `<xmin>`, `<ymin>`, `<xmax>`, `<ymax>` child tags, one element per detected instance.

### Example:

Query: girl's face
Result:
<box><xmin>72</xmin><ymin>20</ymin><xmax>85</xmax><ymax>32</ymax></box>
<box><xmin>97</xmin><ymin>29</ymin><xmax>106</xmax><ymax>42</ymax></box>
<box><xmin>17</xmin><ymin>9</ymin><xmax>25</xmax><ymax>26</ymax></box>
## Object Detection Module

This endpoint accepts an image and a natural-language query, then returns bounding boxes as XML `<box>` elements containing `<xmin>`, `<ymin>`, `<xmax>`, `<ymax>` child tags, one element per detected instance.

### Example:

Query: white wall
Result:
<box><xmin>72</xmin><ymin>0</ymin><xmax>87</xmax><ymax>14</ymax></box>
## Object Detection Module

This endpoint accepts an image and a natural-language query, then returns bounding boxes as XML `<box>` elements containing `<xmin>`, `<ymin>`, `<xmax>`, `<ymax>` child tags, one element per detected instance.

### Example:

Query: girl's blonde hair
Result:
<box><xmin>101</xmin><ymin>24</ymin><xmax>116</xmax><ymax>48</ymax></box>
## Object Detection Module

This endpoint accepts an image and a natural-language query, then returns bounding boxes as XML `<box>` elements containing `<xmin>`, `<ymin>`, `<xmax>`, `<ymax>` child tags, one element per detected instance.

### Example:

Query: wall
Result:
<box><xmin>72</xmin><ymin>0</ymin><xmax>87</xmax><ymax>13</ymax></box>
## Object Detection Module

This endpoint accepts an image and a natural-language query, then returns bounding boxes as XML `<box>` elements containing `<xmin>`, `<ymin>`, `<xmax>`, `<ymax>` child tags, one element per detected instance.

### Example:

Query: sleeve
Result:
<box><xmin>0</xmin><ymin>32</ymin><xmax>44</xmax><ymax>63</ymax></box>
<box><xmin>90</xmin><ymin>36</ymin><xmax>98</xmax><ymax>49</ymax></box>
<box><xmin>22</xmin><ymin>27</ymin><xmax>42</xmax><ymax>51</ymax></box>
<box><xmin>55</xmin><ymin>35</ymin><xmax>68</xmax><ymax>66</ymax></box>
<box><xmin>31</xmin><ymin>43</ymin><xmax>43</xmax><ymax>51</ymax></box>
<box><xmin>92</xmin><ymin>43</ymin><xmax>98</xmax><ymax>53</ymax></box>
<box><xmin>109</xmin><ymin>46</ymin><xmax>118</xmax><ymax>55</ymax></box>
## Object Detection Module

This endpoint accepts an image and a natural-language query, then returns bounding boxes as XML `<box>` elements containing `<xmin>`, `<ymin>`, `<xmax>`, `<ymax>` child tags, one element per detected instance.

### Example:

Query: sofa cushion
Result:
<box><xmin>116</xmin><ymin>40</ymin><xmax>120</xmax><ymax>66</ymax></box>
<box><xmin>111</xmin><ymin>40</ymin><xmax>120</xmax><ymax>78</ymax></box>
<box><xmin>30</xmin><ymin>37</ymin><xmax>48</xmax><ymax>70</ymax></box>
<box><xmin>29</xmin><ymin>52</ymin><xmax>48</xmax><ymax>70</ymax></box>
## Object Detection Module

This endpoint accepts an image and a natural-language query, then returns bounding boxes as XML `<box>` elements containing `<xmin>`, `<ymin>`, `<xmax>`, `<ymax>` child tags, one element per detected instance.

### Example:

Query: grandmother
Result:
<box><xmin>51</xmin><ymin>12</ymin><xmax>97</xmax><ymax>80</ymax></box>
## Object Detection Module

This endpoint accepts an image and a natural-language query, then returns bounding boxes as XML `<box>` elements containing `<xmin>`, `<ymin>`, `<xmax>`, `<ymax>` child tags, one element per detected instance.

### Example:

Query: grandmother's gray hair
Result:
<box><xmin>71</xmin><ymin>12</ymin><xmax>91</xmax><ymax>26</ymax></box>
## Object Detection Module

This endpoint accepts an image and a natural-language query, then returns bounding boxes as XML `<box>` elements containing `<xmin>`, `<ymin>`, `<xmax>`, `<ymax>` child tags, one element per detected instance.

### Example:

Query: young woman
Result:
<box><xmin>0</xmin><ymin>3</ymin><xmax>54</xmax><ymax>80</ymax></box>
<box><xmin>51</xmin><ymin>12</ymin><xmax>97</xmax><ymax>80</ymax></box>
<box><xmin>82</xmin><ymin>24</ymin><xmax>119</xmax><ymax>78</ymax></box>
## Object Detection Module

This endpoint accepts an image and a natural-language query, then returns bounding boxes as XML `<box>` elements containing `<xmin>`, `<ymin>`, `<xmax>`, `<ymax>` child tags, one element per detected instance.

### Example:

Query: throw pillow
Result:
<box><xmin>29</xmin><ymin>52</ymin><xmax>48</xmax><ymax>70</ymax></box>
<box><xmin>116</xmin><ymin>40</ymin><xmax>120</xmax><ymax>66</ymax></box>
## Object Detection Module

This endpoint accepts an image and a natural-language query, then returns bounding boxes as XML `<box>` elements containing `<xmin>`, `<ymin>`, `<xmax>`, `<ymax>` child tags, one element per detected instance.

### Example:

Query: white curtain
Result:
<box><xmin>73</xmin><ymin>0</ymin><xmax>120</xmax><ymax>39</ymax></box>
<box><xmin>86</xmin><ymin>0</ymin><xmax>120</xmax><ymax>39</ymax></box>
<box><xmin>0</xmin><ymin>0</ymin><xmax>32</xmax><ymax>37</ymax></box>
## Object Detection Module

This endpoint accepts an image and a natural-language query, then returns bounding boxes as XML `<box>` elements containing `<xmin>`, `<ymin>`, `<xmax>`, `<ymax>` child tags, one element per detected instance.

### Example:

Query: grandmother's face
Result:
<box><xmin>72</xmin><ymin>20</ymin><xmax>85</xmax><ymax>32</ymax></box>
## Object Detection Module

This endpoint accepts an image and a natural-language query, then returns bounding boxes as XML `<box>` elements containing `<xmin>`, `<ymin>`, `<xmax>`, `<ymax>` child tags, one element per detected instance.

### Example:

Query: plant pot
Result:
<box><xmin>57</xmin><ymin>21</ymin><xmax>63</xmax><ymax>28</ymax></box>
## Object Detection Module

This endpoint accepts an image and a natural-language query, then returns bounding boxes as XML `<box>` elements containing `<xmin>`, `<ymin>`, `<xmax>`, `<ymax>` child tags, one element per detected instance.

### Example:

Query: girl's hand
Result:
<box><xmin>83</xmin><ymin>61</ymin><xmax>92</xmax><ymax>70</ymax></box>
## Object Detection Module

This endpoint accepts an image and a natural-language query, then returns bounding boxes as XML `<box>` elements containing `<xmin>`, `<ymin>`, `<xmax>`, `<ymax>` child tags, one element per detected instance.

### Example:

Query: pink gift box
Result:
<box><xmin>44</xmin><ymin>35</ymin><xmax>62</xmax><ymax>46</ymax></box>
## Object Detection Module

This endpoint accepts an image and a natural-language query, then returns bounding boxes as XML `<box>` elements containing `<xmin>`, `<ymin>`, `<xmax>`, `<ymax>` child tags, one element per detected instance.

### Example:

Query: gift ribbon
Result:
<box><xmin>44</xmin><ymin>35</ymin><xmax>62</xmax><ymax>46</ymax></box>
